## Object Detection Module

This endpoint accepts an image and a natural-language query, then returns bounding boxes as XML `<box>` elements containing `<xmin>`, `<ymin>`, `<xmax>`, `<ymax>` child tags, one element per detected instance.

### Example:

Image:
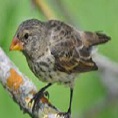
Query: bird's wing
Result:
<box><xmin>48</xmin><ymin>20</ymin><xmax>98</xmax><ymax>73</ymax></box>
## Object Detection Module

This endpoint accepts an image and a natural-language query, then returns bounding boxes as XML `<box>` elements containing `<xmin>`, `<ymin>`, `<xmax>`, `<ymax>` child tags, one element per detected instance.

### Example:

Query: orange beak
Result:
<box><xmin>9</xmin><ymin>37</ymin><xmax>24</xmax><ymax>51</ymax></box>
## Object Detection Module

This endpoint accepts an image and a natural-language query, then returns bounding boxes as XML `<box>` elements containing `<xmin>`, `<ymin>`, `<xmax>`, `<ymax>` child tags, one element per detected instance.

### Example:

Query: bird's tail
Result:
<box><xmin>82</xmin><ymin>31</ymin><xmax>111</xmax><ymax>48</ymax></box>
<box><xmin>94</xmin><ymin>32</ymin><xmax>111</xmax><ymax>45</ymax></box>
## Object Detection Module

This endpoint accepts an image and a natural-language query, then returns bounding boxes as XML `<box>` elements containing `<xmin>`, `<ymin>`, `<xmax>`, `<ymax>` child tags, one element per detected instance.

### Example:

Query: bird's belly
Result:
<box><xmin>28</xmin><ymin>57</ymin><xmax>76</xmax><ymax>87</ymax></box>
<box><xmin>36</xmin><ymin>66</ymin><xmax>75</xmax><ymax>87</ymax></box>
<box><xmin>39</xmin><ymin>69</ymin><xmax>75</xmax><ymax>85</ymax></box>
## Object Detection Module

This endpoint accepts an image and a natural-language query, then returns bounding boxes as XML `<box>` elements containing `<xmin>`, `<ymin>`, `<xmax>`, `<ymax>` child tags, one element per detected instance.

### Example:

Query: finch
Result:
<box><xmin>10</xmin><ymin>19</ymin><xmax>110</xmax><ymax>116</ymax></box>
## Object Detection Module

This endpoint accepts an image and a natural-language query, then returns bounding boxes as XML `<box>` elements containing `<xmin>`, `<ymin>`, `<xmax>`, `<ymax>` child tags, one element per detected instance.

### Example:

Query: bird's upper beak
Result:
<box><xmin>9</xmin><ymin>37</ymin><xmax>24</xmax><ymax>51</ymax></box>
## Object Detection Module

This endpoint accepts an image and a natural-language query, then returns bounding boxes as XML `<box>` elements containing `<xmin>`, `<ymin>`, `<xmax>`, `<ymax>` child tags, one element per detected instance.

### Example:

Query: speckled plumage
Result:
<box><xmin>13</xmin><ymin>19</ymin><xmax>110</xmax><ymax>88</ymax></box>
<box><xmin>11</xmin><ymin>19</ymin><xmax>110</xmax><ymax>115</ymax></box>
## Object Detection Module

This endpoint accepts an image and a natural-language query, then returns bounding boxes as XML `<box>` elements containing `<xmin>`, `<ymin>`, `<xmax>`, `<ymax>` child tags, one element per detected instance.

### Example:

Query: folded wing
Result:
<box><xmin>48</xmin><ymin>20</ymin><xmax>110</xmax><ymax>74</ymax></box>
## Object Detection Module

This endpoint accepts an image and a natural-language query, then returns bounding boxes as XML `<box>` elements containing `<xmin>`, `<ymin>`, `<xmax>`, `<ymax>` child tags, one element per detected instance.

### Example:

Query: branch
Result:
<box><xmin>81</xmin><ymin>53</ymin><xmax>118</xmax><ymax>118</ymax></box>
<box><xmin>93</xmin><ymin>53</ymin><xmax>118</xmax><ymax>97</ymax></box>
<box><xmin>0</xmin><ymin>47</ymin><xmax>66</xmax><ymax>118</ymax></box>
<box><xmin>53</xmin><ymin>0</ymin><xmax>77</xmax><ymax>26</ymax></box>
<box><xmin>32</xmin><ymin>0</ymin><xmax>56</xmax><ymax>20</ymax></box>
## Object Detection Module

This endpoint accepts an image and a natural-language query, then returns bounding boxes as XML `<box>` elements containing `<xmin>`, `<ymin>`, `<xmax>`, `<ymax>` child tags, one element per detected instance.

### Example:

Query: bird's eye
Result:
<box><xmin>17</xmin><ymin>34</ymin><xmax>19</xmax><ymax>38</ymax></box>
<box><xmin>24</xmin><ymin>33</ymin><xmax>29</xmax><ymax>39</ymax></box>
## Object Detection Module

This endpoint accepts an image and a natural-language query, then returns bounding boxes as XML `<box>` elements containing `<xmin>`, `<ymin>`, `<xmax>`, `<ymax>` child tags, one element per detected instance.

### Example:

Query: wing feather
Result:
<box><xmin>47</xmin><ymin>20</ymin><xmax>100</xmax><ymax>73</ymax></box>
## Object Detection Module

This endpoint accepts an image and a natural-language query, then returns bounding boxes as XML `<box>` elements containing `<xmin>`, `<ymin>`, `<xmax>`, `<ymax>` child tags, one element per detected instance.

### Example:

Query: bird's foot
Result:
<box><xmin>29</xmin><ymin>89</ymin><xmax>49</xmax><ymax>113</ymax></box>
<box><xmin>57</xmin><ymin>112</ymin><xmax>71</xmax><ymax>118</ymax></box>
<box><xmin>29</xmin><ymin>83</ymin><xmax>52</xmax><ymax>113</ymax></box>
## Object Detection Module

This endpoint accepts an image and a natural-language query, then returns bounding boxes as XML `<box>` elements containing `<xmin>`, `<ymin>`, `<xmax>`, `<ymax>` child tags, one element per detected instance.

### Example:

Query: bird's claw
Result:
<box><xmin>29</xmin><ymin>90</ymin><xmax>47</xmax><ymax>113</ymax></box>
<box><xmin>57</xmin><ymin>112</ymin><xmax>71</xmax><ymax>118</ymax></box>
<box><xmin>44</xmin><ymin>91</ymin><xmax>50</xmax><ymax>99</ymax></box>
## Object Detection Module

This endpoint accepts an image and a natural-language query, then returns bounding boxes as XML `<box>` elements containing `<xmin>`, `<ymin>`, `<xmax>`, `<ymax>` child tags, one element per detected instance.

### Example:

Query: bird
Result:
<box><xmin>10</xmin><ymin>19</ymin><xmax>110</xmax><ymax>116</ymax></box>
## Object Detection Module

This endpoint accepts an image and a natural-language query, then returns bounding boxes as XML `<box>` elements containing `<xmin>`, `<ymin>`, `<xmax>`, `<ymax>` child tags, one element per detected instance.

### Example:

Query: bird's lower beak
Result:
<box><xmin>9</xmin><ymin>37</ymin><xmax>24</xmax><ymax>51</ymax></box>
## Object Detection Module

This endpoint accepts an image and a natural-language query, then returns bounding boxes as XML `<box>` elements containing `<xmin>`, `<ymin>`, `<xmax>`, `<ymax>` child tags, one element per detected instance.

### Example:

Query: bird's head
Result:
<box><xmin>10</xmin><ymin>19</ymin><xmax>47</xmax><ymax>58</ymax></box>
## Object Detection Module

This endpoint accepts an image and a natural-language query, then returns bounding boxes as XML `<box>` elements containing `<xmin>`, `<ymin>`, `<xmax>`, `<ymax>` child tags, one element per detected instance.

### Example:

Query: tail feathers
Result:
<box><xmin>83</xmin><ymin>31</ymin><xmax>111</xmax><ymax>48</ymax></box>
<box><xmin>95</xmin><ymin>32</ymin><xmax>111</xmax><ymax>45</ymax></box>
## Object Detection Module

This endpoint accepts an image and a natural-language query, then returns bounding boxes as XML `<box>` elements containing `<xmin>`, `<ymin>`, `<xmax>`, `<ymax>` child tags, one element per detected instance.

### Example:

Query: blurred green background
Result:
<box><xmin>0</xmin><ymin>0</ymin><xmax>118</xmax><ymax>118</ymax></box>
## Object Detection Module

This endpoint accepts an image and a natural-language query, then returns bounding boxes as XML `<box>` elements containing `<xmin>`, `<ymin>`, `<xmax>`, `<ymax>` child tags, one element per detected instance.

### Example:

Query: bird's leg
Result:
<box><xmin>58</xmin><ymin>88</ymin><xmax>73</xmax><ymax>118</ymax></box>
<box><xmin>30</xmin><ymin>83</ymin><xmax>52</xmax><ymax>112</ymax></box>
<box><xmin>67</xmin><ymin>88</ymin><xmax>73</xmax><ymax>114</ymax></box>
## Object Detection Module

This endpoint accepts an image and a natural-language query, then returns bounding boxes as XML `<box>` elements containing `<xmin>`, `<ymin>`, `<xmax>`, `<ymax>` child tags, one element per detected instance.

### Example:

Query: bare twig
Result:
<box><xmin>93</xmin><ymin>53</ymin><xmax>118</xmax><ymax>97</ymax></box>
<box><xmin>32</xmin><ymin>0</ymin><xmax>56</xmax><ymax>20</ymax></box>
<box><xmin>81</xmin><ymin>53</ymin><xmax>118</xmax><ymax>118</ymax></box>
<box><xmin>0</xmin><ymin>47</ymin><xmax>66</xmax><ymax>118</ymax></box>
<box><xmin>53</xmin><ymin>0</ymin><xmax>77</xmax><ymax>26</ymax></box>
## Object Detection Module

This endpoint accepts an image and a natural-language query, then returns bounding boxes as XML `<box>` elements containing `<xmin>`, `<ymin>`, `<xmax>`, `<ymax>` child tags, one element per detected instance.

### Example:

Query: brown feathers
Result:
<box><xmin>48</xmin><ymin>20</ymin><xmax>110</xmax><ymax>74</ymax></box>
